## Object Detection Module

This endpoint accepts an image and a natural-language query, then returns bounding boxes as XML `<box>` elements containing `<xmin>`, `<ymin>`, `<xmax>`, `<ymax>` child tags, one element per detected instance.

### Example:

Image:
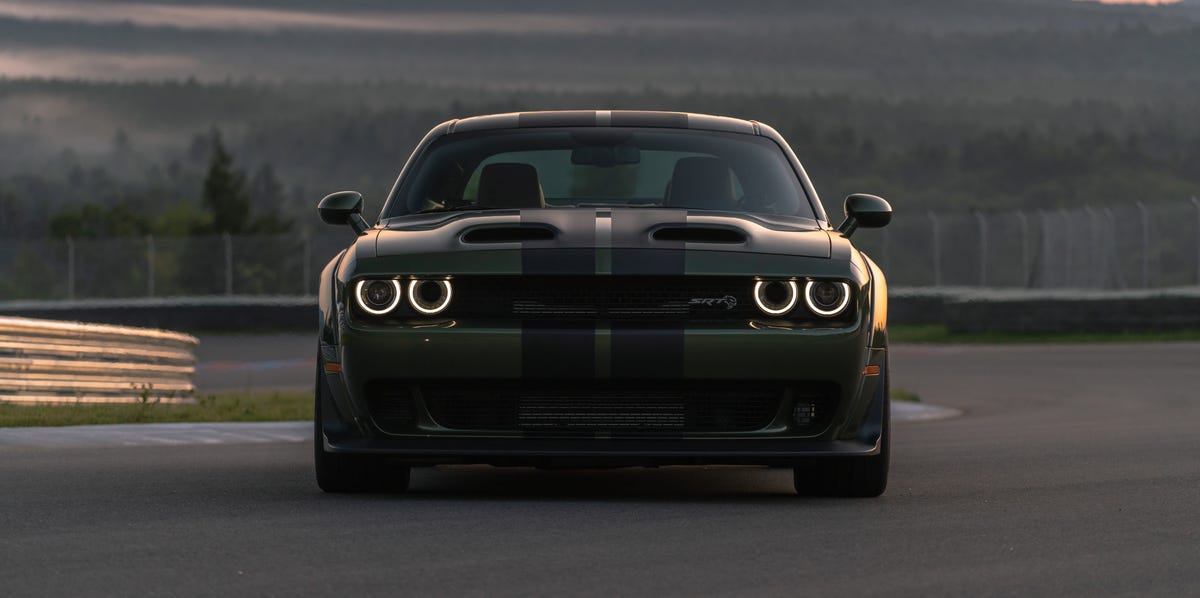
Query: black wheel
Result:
<box><xmin>793</xmin><ymin>358</ymin><xmax>890</xmax><ymax>498</ymax></box>
<box><xmin>315</xmin><ymin>358</ymin><xmax>411</xmax><ymax>494</ymax></box>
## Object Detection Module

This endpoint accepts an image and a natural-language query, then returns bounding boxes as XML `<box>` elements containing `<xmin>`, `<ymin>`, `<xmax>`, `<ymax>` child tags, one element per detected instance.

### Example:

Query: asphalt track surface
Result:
<box><xmin>3</xmin><ymin>339</ymin><xmax>1198</xmax><ymax>596</ymax></box>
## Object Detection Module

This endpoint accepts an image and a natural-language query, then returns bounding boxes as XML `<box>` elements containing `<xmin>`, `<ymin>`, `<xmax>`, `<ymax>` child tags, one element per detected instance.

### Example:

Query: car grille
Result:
<box><xmin>364</xmin><ymin>382</ymin><xmax>416</xmax><ymax>429</ymax></box>
<box><xmin>365</xmin><ymin>380</ymin><xmax>837</xmax><ymax>435</ymax></box>
<box><xmin>448</xmin><ymin>276</ymin><xmax>756</xmax><ymax>320</ymax></box>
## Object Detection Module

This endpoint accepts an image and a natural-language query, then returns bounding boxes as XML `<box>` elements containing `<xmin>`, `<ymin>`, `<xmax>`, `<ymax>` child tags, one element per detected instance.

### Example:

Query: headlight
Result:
<box><xmin>804</xmin><ymin>280</ymin><xmax>851</xmax><ymax>317</ymax></box>
<box><xmin>355</xmin><ymin>279</ymin><xmax>402</xmax><ymax>315</ymax></box>
<box><xmin>408</xmin><ymin>279</ymin><xmax>453</xmax><ymax>315</ymax></box>
<box><xmin>753</xmin><ymin>280</ymin><xmax>798</xmax><ymax>316</ymax></box>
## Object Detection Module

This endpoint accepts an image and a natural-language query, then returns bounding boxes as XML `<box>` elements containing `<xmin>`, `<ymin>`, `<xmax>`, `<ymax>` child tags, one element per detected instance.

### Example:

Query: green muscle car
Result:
<box><xmin>314</xmin><ymin>110</ymin><xmax>893</xmax><ymax>496</ymax></box>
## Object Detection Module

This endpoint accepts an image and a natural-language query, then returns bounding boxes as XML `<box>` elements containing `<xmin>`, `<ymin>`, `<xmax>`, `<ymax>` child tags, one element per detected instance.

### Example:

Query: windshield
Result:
<box><xmin>384</xmin><ymin>127</ymin><xmax>815</xmax><ymax>219</ymax></box>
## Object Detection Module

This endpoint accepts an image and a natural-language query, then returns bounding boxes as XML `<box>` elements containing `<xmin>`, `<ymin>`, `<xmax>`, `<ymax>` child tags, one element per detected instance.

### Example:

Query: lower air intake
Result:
<box><xmin>421</xmin><ymin>382</ymin><xmax>787</xmax><ymax>434</ymax></box>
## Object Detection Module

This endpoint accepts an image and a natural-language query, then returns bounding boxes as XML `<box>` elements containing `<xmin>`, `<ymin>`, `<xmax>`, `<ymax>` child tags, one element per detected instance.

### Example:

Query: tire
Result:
<box><xmin>314</xmin><ymin>358</ymin><xmax>411</xmax><ymax>494</ymax></box>
<box><xmin>793</xmin><ymin>358</ymin><xmax>890</xmax><ymax>498</ymax></box>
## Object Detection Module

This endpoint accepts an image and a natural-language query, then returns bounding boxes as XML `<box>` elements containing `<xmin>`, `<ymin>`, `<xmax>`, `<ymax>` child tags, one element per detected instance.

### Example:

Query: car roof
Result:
<box><xmin>446</xmin><ymin>110</ymin><xmax>759</xmax><ymax>136</ymax></box>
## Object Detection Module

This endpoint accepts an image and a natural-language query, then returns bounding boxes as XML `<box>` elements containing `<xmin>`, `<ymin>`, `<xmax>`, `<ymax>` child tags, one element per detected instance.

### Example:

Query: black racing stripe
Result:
<box><xmin>612</xmin><ymin>248</ymin><xmax>685</xmax><ymax>275</ymax></box>
<box><xmin>521</xmin><ymin>248</ymin><xmax>594</xmax><ymax>274</ymax></box>
<box><xmin>610</xmin><ymin>111</ymin><xmax>688</xmax><ymax>128</ymax></box>
<box><xmin>611</xmin><ymin>209</ymin><xmax>685</xmax><ymax>275</ymax></box>
<box><xmin>611</xmin><ymin>322</ymin><xmax>684</xmax><ymax>380</ymax></box>
<box><xmin>522</xmin><ymin>322</ymin><xmax>595</xmax><ymax>379</ymax></box>
<box><xmin>518</xmin><ymin>111</ymin><xmax>597</xmax><ymax>128</ymax></box>
<box><xmin>520</xmin><ymin>209</ymin><xmax>595</xmax><ymax>274</ymax></box>
<box><xmin>520</xmin><ymin>209</ymin><xmax>596</xmax><ymax>379</ymax></box>
<box><xmin>610</xmin><ymin>208</ymin><xmax>687</xmax><ymax>380</ymax></box>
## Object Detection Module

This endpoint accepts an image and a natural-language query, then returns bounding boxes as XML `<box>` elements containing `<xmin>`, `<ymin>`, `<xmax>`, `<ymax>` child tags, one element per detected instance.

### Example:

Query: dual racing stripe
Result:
<box><xmin>516</xmin><ymin>208</ymin><xmax>692</xmax><ymax>382</ymax></box>
<box><xmin>610</xmin><ymin>209</ymin><xmax>687</xmax><ymax>381</ymax></box>
<box><xmin>515</xmin><ymin>110</ymin><xmax>690</xmax><ymax>129</ymax></box>
<box><xmin>519</xmin><ymin>209</ymin><xmax>595</xmax><ymax>380</ymax></box>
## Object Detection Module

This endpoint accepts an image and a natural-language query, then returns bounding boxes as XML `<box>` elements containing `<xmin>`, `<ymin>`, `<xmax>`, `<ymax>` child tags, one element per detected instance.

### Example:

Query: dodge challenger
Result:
<box><xmin>315</xmin><ymin>110</ymin><xmax>893</xmax><ymax>496</ymax></box>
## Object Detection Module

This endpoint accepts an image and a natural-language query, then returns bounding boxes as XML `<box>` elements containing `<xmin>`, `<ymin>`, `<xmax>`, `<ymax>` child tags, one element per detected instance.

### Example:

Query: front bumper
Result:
<box><xmin>321</xmin><ymin>317</ymin><xmax>886</xmax><ymax>465</ymax></box>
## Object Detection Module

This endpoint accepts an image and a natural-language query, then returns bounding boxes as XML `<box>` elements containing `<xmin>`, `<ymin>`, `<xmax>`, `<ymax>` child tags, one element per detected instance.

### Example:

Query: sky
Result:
<box><xmin>0</xmin><ymin>0</ymin><xmax>1193</xmax><ymax>84</ymax></box>
<box><xmin>0</xmin><ymin>1</ymin><xmax>1187</xmax><ymax>36</ymax></box>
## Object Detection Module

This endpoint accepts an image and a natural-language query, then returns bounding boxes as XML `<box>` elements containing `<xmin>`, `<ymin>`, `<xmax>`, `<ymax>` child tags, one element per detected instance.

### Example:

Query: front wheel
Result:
<box><xmin>793</xmin><ymin>360</ymin><xmax>890</xmax><ymax>498</ymax></box>
<box><xmin>314</xmin><ymin>358</ymin><xmax>410</xmax><ymax>493</ymax></box>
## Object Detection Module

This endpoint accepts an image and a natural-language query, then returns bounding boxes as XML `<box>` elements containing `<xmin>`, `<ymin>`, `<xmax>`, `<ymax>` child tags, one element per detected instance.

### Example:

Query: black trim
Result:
<box><xmin>323</xmin><ymin>436</ymin><xmax>881</xmax><ymax>466</ymax></box>
<box><xmin>610</xmin><ymin>111</ymin><xmax>689</xmax><ymax>128</ymax></box>
<box><xmin>517</xmin><ymin>111</ymin><xmax>597</xmax><ymax>128</ymax></box>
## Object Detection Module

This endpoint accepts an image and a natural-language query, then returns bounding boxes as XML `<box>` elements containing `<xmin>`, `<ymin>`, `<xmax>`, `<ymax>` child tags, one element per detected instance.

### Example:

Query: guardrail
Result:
<box><xmin>0</xmin><ymin>316</ymin><xmax>197</xmax><ymax>404</ymax></box>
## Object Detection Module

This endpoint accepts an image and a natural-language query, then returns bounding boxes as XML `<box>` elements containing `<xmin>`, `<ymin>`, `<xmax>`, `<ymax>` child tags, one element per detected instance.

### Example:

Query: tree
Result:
<box><xmin>202</xmin><ymin>132</ymin><xmax>251</xmax><ymax>234</ymax></box>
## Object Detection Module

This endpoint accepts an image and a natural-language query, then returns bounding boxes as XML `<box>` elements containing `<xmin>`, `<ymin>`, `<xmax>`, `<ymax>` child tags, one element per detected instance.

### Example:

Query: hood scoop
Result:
<box><xmin>461</xmin><ymin>225</ymin><xmax>556</xmax><ymax>244</ymax></box>
<box><xmin>651</xmin><ymin>226</ymin><xmax>747</xmax><ymax>244</ymax></box>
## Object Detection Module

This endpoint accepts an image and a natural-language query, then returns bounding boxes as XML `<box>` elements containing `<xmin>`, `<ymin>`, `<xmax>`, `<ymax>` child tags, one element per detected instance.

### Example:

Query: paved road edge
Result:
<box><xmin>0</xmin><ymin>404</ymin><xmax>960</xmax><ymax>448</ymax></box>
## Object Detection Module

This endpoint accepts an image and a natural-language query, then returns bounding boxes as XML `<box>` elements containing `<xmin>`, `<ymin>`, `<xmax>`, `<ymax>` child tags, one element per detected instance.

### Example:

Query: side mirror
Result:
<box><xmin>837</xmin><ymin>193</ymin><xmax>892</xmax><ymax>237</ymax></box>
<box><xmin>318</xmin><ymin>191</ymin><xmax>369</xmax><ymax>236</ymax></box>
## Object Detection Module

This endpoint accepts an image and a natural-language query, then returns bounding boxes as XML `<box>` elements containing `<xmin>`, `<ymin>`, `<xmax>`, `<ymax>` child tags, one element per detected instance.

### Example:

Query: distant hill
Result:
<box><xmin>1</xmin><ymin>0</ymin><xmax>1198</xmax><ymax>236</ymax></box>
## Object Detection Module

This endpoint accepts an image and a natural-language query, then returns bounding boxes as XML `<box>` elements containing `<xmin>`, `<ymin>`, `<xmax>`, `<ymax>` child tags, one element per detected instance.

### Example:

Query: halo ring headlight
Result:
<box><xmin>354</xmin><ymin>279</ymin><xmax>402</xmax><ymax>315</ymax></box>
<box><xmin>804</xmin><ymin>280</ymin><xmax>851</xmax><ymax>317</ymax></box>
<box><xmin>408</xmin><ymin>279</ymin><xmax>453</xmax><ymax>315</ymax></box>
<box><xmin>753</xmin><ymin>280</ymin><xmax>799</xmax><ymax>316</ymax></box>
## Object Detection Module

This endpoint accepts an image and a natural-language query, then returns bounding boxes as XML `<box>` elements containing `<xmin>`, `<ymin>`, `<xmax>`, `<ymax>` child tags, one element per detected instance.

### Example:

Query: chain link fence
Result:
<box><xmin>850</xmin><ymin>197</ymin><xmax>1200</xmax><ymax>290</ymax></box>
<box><xmin>2</xmin><ymin>198</ymin><xmax>1198</xmax><ymax>301</ymax></box>
<box><xmin>0</xmin><ymin>232</ymin><xmax>351</xmax><ymax>301</ymax></box>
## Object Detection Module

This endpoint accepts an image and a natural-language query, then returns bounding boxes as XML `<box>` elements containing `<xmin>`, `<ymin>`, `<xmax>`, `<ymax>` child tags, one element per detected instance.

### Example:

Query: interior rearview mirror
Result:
<box><xmin>570</xmin><ymin>145</ymin><xmax>641</xmax><ymax>166</ymax></box>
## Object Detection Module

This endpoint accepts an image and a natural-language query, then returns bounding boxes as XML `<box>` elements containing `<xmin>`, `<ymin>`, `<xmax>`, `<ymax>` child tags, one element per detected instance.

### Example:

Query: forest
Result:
<box><xmin>1</xmin><ymin>0</ymin><xmax>1198</xmax><ymax>239</ymax></box>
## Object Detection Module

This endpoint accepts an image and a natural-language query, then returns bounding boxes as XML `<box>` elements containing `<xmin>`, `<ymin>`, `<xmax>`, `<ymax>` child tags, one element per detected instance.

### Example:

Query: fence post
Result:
<box><xmin>1061</xmin><ymin>208</ymin><xmax>1072</xmax><ymax>288</ymax></box>
<box><xmin>224</xmin><ymin>233</ymin><xmax>234</xmax><ymax>296</ymax></box>
<box><xmin>975</xmin><ymin>211</ymin><xmax>987</xmax><ymax>287</ymax></box>
<box><xmin>302</xmin><ymin>232</ymin><xmax>312</xmax><ymax>296</ymax></box>
<box><xmin>1039</xmin><ymin>210</ymin><xmax>1051</xmax><ymax>288</ymax></box>
<box><xmin>146</xmin><ymin>234</ymin><xmax>155</xmax><ymax>298</ymax></box>
<box><xmin>1191</xmin><ymin>196</ymin><xmax>1200</xmax><ymax>285</ymax></box>
<box><xmin>1084</xmin><ymin>206</ymin><xmax>1098</xmax><ymax>288</ymax></box>
<box><xmin>1016</xmin><ymin>210</ymin><xmax>1030</xmax><ymax>287</ymax></box>
<box><xmin>1104</xmin><ymin>207</ymin><xmax>1125</xmax><ymax>290</ymax></box>
<box><xmin>66</xmin><ymin>236</ymin><xmax>75</xmax><ymax>301</ymax></box>
<box><xmin>928</xmin><ymin>211</ymin><xmax>941</xmax><ymax>287</ymax></box>
<box><xmin>1136</xmin><ymin>201</ymin><xmax>1149</xmax><ymax>288</ymax></box>
<box><xmin>880</xmin><ymin>226</ymin><xmax>890</xmax><ymax>272</ymax></box>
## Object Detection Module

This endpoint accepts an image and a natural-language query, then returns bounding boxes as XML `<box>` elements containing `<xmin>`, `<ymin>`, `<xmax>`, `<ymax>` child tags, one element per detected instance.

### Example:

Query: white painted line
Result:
<box><xmin>892</xmin><ymin>401</ymin><xmax>961</xmax><ymax>423</ymax></box>
<box><xmin>0</xmin><ymin>422</ymin><xmax>308</xmax><ymax>448</ymax></box>
<box><xmin>0</xmin><ymin>403</ymin><xmax>959</xmax><ymax>449</ymax></box>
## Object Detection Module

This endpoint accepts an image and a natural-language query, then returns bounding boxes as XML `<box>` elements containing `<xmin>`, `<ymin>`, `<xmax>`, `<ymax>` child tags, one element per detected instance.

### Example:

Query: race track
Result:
<box><xmin>2</xmin><ymin>340</ymin><xmax>1198</xmax><ymax>596</ymax></box>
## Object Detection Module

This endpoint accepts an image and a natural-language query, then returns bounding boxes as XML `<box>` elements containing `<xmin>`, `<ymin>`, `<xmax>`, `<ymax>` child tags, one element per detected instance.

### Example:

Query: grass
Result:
<box><xmin>2</xmin><ymin>389</ymin><xmax>923</xmax><ymax>427</ymax></box>
<box><xmin>0</xmin><ymin>391</ymin><xmax>311</xmax><ymax>428</ymax></box>
<box><xmin>890</xmin><ymin>324</ymin><xmax>1200</xmax><ymax>344</ymax></box>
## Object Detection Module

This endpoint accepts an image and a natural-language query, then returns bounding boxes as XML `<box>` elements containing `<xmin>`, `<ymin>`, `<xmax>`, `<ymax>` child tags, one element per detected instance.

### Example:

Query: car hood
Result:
<box><xmin>358</xmin><ymin>209</ymin><xmax>839</xmax><ymax>278</ymax></box>
<box><xmin>377</xmin><ymin>208</ymin><xmax>828</xmax><ymax>256</ymax></box>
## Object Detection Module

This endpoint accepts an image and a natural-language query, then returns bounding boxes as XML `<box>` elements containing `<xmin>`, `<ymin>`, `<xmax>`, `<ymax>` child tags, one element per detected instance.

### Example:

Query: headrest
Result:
<box><xmin>664</xmin><ymin>157</ymin><xmax>737</xmax><ymax>211</ymax></box>
<box><xmin>477</xmin><ymin>162</ymin><xmax>546</xmax><ymax>209</ymax></box>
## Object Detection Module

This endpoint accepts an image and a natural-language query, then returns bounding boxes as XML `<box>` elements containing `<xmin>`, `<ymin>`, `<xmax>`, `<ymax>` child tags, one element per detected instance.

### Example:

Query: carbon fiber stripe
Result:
<box><xmin>594</xmin><ymin>209</ymin><xmax>613</xmax><ymax>275</ymax></box>
<box><xmin>521</xmin><ymin>209</ymin><xmax>596</xmax><ymax>379</ymax></box>
<box><xmin>517</xmin><ymin>111</ymin><xmax>597</xmax><ymax>128</ymax></box>
<box><xmin>522</xmin><ymin>323</ymin><xmax>595</xmax><ymax>379</ymax></box>
<box><xmin>611</xmin><ymin>209</ymin><xmax>685</xmax><ymax>274</ymax></box>
<box><xmin>594</xmin><ymin>208</ymin><xmax>613</xmax><ymax>380</ymax></box>
<box><xmin>520</xmin><ymin>209</ymin><xmax>595</xmax><ymax>274</ymax></box>
<box><xmin>610</xmin><ymin>208</ymin><xmax>686</xmax><ymax>379</ymax></box>
<box><xmin>610</xmin><ymin>111</ymin><xmax>689</xmax><ymax>128</ymax></box>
